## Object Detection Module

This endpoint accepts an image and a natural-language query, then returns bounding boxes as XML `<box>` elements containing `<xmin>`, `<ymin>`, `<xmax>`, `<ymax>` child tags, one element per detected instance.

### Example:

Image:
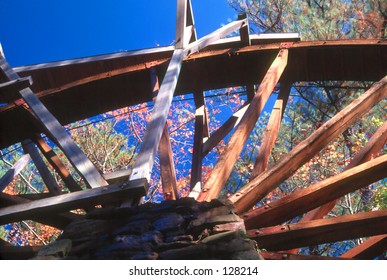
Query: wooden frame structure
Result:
<box><xmin>0</xmin><ymin>0</ymin><xmax>386</xmax><ymax>259</ymax></box>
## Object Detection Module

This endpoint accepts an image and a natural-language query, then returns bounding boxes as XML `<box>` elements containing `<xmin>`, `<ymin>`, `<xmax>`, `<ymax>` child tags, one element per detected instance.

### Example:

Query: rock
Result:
<box><xmin>159</xmin><ymin>244</ymin><xmax>208</xmax><ymax>260</ymax></box>
<box><xmin>189</xmin><ymin>213</ymin><xmax>243</xmax><ymax>231</ymax></box>
<box><xmin>131</xmin><ymin>252</ymin><xmax>159</xmax><ymax>260</ymax></box>
<box><xmin>212</xmin><ymin>221</ymin><xmax>245</xmax><ymax>233</ymax></box>
<box><xmin>231</xmin><ymin>249</ymin><xmax>264</xmax><ymax>260</ymax></box>
<box><xmin>152</xmin><ymin>213</ymin><xmax>185</xmax><ymax>232</ymax></box>
<box><xmin>37</xmin><ymin>239</ymin><xmax>72</xmax><ymax>258</ymax></box>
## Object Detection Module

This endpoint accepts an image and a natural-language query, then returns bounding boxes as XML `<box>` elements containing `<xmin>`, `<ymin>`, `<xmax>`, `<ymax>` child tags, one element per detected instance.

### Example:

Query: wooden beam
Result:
<box><xmin>243</xmin><ymin>154</ymin><xmax>387</xmax><ymax>229</ymax></box>
<box><xmin>341</xmin><ymin>235</ymin><xmax>387</xmax><ymax>259</ymax></box>
<box><xmin>230</xmin><ymin>76</ymin><xmax>387</xmax><ymax>213</ymax></box>
<box><xmin>0</xmin><ymin>154</ymin><xmax>31</xmax><ymax>192</ymax></box>
<box><xmin>21</xmin><ymin>140</ymin><xmax>61</xmax><ymax>195</ymax></box>
<box><xmin>250</xmin><ymin>82</ymin><xmax>290</xmax><ymax>179</ymax></box>
<box><xmin>129</xmin><ymin>49</ymin><xmax>184</xmax><ymax>184</ymax></box>
<box><xmin>248</xmin><ymin>209</ymin><xmax>387</xmax><ymax>251</ymax></box>
<box><xmin>103</xmin><ymin>169</ymin><xmax>132</xmax><ymax>184</ymax></box>
<box><xmin>197</xmin><ymin>49</ymin><xmax>288</xmax><ymax>202</ymax></box>
<box><xmin>260</xmin><ymin>251</ymin><xmax>347</xmax><ymax>260</ymax></box>
<box><xmin>0</xmin><ymin>193</ymin><xmax>78</xmax><ymax>229</ymax></box>
<box><xmin>150</xmin><ymin>67</ymin><xmax>178</xmax><ymax>200</ymax></box>
<box><xmin>175</xmin><ymin>0</ymin><xmax>196</xmax><ymax>49</ymax></box>
<box><xmin>185</xmin><ymin>17</ymin><xmax>248</xmax><ymax>56</ymax></box>
<box><xmin>202</xmin><ymin>102</ymin><xmax>250</xmax><ymax>157</ymax></box>
<box><xmin>33</xmin><ymin>135</ymin><xmax>82</xmax><ymax>192</ymax></box>
<box><xmin>0</xmin><ymin>179</ymin><xmax>147</xmax><ymax>225</ymax></box>
<box><xmin>302</xmin><ymin>121</ymin><xmax>387</xmax><ymax>221</ymax></box>
<box><xmin>238</xmin><ymin>13</ymin><xmax>251</xmax><ymax>46</ymax></box>
<box><xmin>0</xmin><ymin>76</ymin><xmax>32</xmax><ymax>102</ymax></box>
<box><xmin>0</xmin><ymin>54</ymin><xmax>109</xmax><ymax>189</ymax></box>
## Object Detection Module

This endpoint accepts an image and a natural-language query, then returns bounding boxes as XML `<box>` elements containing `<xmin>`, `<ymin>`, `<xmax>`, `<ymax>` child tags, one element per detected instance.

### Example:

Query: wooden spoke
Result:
<box><xmin>243</xmin><ymin>154</ymin><xmax>387</xmax><ymax>229</ymax></box>
<box><xmin>341</xmin><ymin>234</ymin><xmax>387</xmax><ymax>259</ymax></box>
<box><xmin>230</xmin><ymin>76</ymin><xmax>387</xmax><ymax>213</ymax></box>
<box><xmin>198</xmin><ymin>48</ymin><xmax>289</xmax><ymax>202</ymax></box>
<box><xmin>248</xmin><ymin>209</ymin><xmax>387</xmax><ymax>251</ymax></box>
<box><xmin>0</xmin><ymin>154</ymin><xmax>31</xmax><ymax>192</ymax></box>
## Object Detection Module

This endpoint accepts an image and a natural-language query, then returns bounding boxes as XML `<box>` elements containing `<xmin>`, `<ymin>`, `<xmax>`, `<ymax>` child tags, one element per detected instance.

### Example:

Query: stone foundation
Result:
<box><xmin>34</xmin><ymin>198</ymin><xmax>263</xmax><ymax>260</ymax></box>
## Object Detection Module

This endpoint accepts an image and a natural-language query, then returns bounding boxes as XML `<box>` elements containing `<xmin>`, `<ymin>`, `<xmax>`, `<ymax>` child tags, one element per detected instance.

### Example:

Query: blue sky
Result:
<box><xmin>0</xmin><ymin>0</ymin><xmax>237</xmax><ymax>66</ymax></box>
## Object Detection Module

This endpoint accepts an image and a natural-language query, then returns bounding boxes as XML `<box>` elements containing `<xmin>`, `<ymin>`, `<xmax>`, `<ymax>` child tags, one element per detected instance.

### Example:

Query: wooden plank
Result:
<box><xmin>238</xmin><ymin>13</ymin><xmax>251</xmax><ymax>46</ymax></box>
<box><xmin>0</xmin><ymin>179</ymin><xmax>147</xmax><ymax>225</ymax></box>
<box><xmin>0</xmin><ymin>54</ymin><xmax>109</xmax><ymax>189</ymax></box>
<box><xmin>103</xmin><ymin>169</ymin><xmax>132</xmax><ymax>184</ymax></box>
<box><xmin>260</xmin><ymin>251</ymin><xmax>347</xmax><ymax>260</ymax></box>
<box><xmin>150</xmin><ymin>67</ymin><xmax>178</xmax><ymax>200</ymax></box>
<box><xmin>243</xmin><ymin>154</ymin><xmax>387</xmax><ymax>229</ymax></box>
<box><xmin>197</xmin><ymin>49</ymin><xmax>288</xmax><ymax>202</ymax></box>
<box><xmin>21</xmin><ymin>140</ymin><xmax>61</xmax><ymax>195</ymax></box>
<box><xmin>0</xmin><ymin>193</ymin><xmax>78</xmax><ymax>229</ymax></box>
<box><xmin>341</xmin><ymin>234</ymin><xmax>387</xmax><ymax>259</ymax></box>
<box><xmin>202</xmin><ymin>102</ymin><xmax>250</xmax><ymax>157</ymax></box>
<box><xmin>0</xmin><ymin>76</ymin><xmax>32</xmax><ymax>102</ymax></box>
<box><xmin>0</xmin><ymin>154</ymin><xmax>31</xmax><ymax>192</ymax></box>
<box><xmin>175</xmin><ymin>0</ymin><xmax>196</xmax><ymax>49</ymax></box>
<box><xmin>248</xmin><ymin>209</ymin><xmax>387</xmax><ymax>251</ymax></box>
<box><xmin>230</xmin><ymin>76</ymin><xmax>387</xmax><ymax>213</ymax></box>
<box><xmin>129</xmin><ymin>49</ymin><xmax>184</xmax><ymax>184</ymax></box>
<box><xmin>185</xmin><ymin>17</ymin><xmax>248</xmax><ymax>56</ymax></box>
<box><xmin>250</xmin><ymin>82</ymin><xmax>290</xmax><ymax>179</ymax></box>
<box><xmin>34</xmin><ymin>135</ymin><xmax>82</xmax><ymax>192</ymax></box>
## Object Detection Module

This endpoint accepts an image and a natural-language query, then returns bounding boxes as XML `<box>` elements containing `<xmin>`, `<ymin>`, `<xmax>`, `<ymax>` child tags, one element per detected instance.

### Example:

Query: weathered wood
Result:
<box><xmin>33</xmin><ymin>135</ymin><xmax>82</xmax><ymax>192</ymax></box>
<box><xmin>198</xmin><ymin>49</ymin><xmax>288</xmax><ymax>202</ymax></box>
<box><xmin>250</xmin><ymin>82</ymin><xmax>290</xmax><ymax>179</ymax></box>
<box><xmin>202</xmin><ymin>102</ymin><xmax>250</xmax><ymax>157</ymax></box>
<box><xmin>0</xmin><ymin>193</ymin><xmax>78</xmax><ymax>229</ymax></box>
<box><xmin>248</xmin><ymin>209</ymin><xmax>387</xmax><ymax>251</ymax></box>
<box><xmin>150</xmin><ymin>67</ymin><xmax>178</xmax><ymax>200</ymax></box>
<box><xmin>0</xmin><ymin>179</ymin><xmax>147</xmax><ymax>225</ymax></box>
<box><xmin>260</xmin><ymin>251</ymin><xmax>347</xmax><ymax>260</ymax></box>
<box><xmin>341</xmin><ymin>234</ymin><xmax>387</xmax><ymax>259</ymax></box>
<box><xmin>0</xmin><ymin>54</ymin><xmax>109</xmax><ymax>189</ymax></box>
<box><xmin>175</xmin><ymin>0</ymin><xmax>196</xmax><ymax>49</ymax></box>
<box><xmin>238</xmin><ymin>13</ymin><xmax>251</xmax><ymax>46</ymax></box>
<box><xmin>21</xmin><ymin>140</ymin><xmax>61</xmax><ymax>195</ymax></box>
<box><xmin>129</xmin><ymin>49</ymin><xmax>184</xmax><ymax>184</ymax></box>
<box><xmin>103</xmin><ymin>169</ymin><xmax>132</xmax><ymax>184</ymax></box>
<box><xmin>243</xmin><ymin>154</ymin><xmax>387</xmax><ymax>229</ymax></box>
<box><xmin>185</xmin><ymin>17</ymin><xmax>248</xmax><ymax>56</ymax></box>
<box><xmin>0</xmin><ymin>76</ymin><xmax>32</xmax><ymax>102</ymax></box>
<box><xmin>302</xmin><ymin>121</ymin><xmax>387</xmax><ymax>221</ymax></box>
<box><xmin>230</xmin><ymin>76</ymin><xmax>387</xmax><ymax>212</ymax></box>
<box><xmin>0</xmin><ymin>154</ymin><xmax>31</xmax><ymax>192</ymax></box>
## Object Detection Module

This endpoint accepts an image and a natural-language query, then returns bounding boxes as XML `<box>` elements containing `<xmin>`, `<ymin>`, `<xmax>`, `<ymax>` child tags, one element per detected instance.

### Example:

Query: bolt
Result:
<box><xmin>264</xmin><ymin>204</ymin><xmax>269</xmax><ymax>209</ymax></box>
<box><xmin>281</xmin><ymin>226</ymin><xmax>286</xmax><ymax>231</ymax></box>
<box><xmin>255</xmin><ymin>230</ymin><xmax>261</xmax><ymax>235</ymax></box>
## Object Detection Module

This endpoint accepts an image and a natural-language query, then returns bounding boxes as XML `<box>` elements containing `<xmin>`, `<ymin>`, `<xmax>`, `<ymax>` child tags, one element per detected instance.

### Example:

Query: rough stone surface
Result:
<box><xmin>33</xmin><ymin>198</ymin><xmax>263</xmax><ymax>260</ymax></box>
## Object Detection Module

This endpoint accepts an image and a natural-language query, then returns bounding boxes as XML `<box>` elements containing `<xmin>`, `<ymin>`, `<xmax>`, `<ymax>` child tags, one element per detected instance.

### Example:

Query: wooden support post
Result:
<box><xmin>0</xmin><ymin>193</ymin><xmax>77</xmax><ymax>229</ymax></box>
<box><xmin>197</xmin><ymin>49</ymin><xmax>288</xmax><ymax>202</ymax></box>
<box><xmin>250</xmin><ymin>81</ymin><xmax>290</xmax><ymax>179</ymax></box>
<box><xmin>230</xmin><ymin>76</ymin><xmax>387</xmax><ymax>213</ymax></box>
<box><xmin>0</xmin><ymin>154</ymin><xmax>31</xmax><ymax>192</ymax></box>
<box><xmin>175</xmin><ymin>0</ymin><xmax>197</xmax><ymax>49</ymax></box>
<box><xmin>301</xmin><ymin>121</ymin><xmax>387</xmax><ymax>222</ymax></box>
<box><xmin>21</xmin><ymin>140</ymin><xmax>61</xmax><ymax>195</ymax></box>
<box><xmin>0</xmin><ymin>54</ymin><xmax>108</xmax><ymax>189</ymax></box>
<box><xmin>0</xmin><ymin>179</ymin><xmax>147</xmax><ymax>225</ymax></box>
<box><xmin>341</xmin><ymin>234</ymin><xmax>387</xmax><ymax>259</ymax></box>
<box><xmin>189</xmin><ymin>91</ymin><xmax>208</xmax><ymax>198</ymax></box>
<box><xmin>34</xmin><ymin>135</ymin><xmax>82</xmax><ymax>192</ymax></box>
<box><xmin>243</xmin><ymin>154</ymin><xmax>387</xmax><ymax>229</ymax></box>
<box><xmin>238</xmin><ymin>13</ymin><xmax>251</xmax><ymax>46</ymax></box>
<box><xmin>248</xmin><ymin>209</ymin><xmax>387</xmax><ymax>251</ymax></box>
<box><xmin>202</xmin><ymin>103</ymin><xmax>250</xmax><ymax>157</ymax></box>
<box><xmin>129</xmin><ymin>49</ymin><xmax>184</xmax><ymax>186</ymax></box>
